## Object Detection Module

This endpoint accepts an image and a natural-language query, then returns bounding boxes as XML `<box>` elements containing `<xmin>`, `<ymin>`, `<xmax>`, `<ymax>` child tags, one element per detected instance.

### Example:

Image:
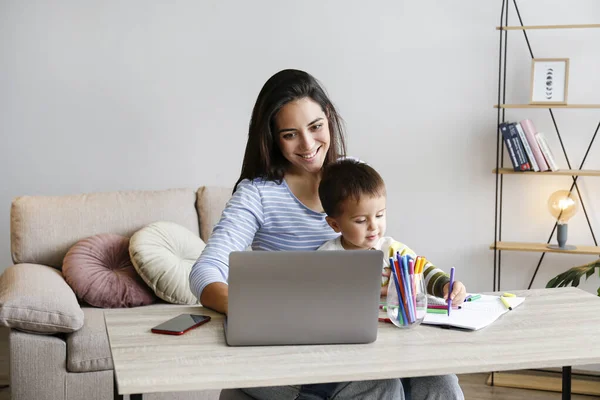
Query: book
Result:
<box><xmin>506</xmin><ymin>123</ymin><xmax>531</xmax><ymax>170</ymax></box>
<box><xmin>499</xmin><ymin>123</ymin><xmax>526</xmax><ymax>171</ymax></box>
<box><xmin>514</xmin><ymin>122</ymin><xmax>539</xmax><ymax>171</ymax></box>
<box><xmin>520</xmin><ymin>119</ymin><xmax>549</xmax><ymax>171</ymax></box>
<box><xmin>422</xmin><ymin>294</ymin><xmax>526</xmax><ymax>331</ymax></box>
<box><xmin>535</xmin><ymin>132</ymin><xmax>560</xmax><ymax>171</ymax></box>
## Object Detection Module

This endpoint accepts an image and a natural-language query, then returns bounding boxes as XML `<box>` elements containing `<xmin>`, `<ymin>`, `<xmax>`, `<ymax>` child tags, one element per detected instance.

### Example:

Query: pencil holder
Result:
<box><xmin>386</xmin><ymin>272</ymin><xmax>427</xmax><ymax>328</ymax></box>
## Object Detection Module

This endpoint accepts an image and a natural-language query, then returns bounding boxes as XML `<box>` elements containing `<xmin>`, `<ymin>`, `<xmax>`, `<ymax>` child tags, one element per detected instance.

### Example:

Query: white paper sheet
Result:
<box><xmin>422</xmin><ymin>294</ymin><xmax>526</xmax><ymax>331</ymax></box>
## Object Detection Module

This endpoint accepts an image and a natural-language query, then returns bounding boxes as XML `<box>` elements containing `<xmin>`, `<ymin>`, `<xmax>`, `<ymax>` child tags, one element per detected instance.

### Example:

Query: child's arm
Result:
<box><xmin>422</xmin><ymin>257</ymin><xmax>467</xmax><ymax>304</ymax></box>
<box><xmin>385</xmin><ymin>239</ymin><xmax>455</xmax><ymax>298</ymax></box>
<box><xmin>380</xmin><ymin>238</ymin><xmax>467</xmax><ymax>303</ymax></box>
<box><xmin>422</xmin><ymin>263</ymin><xmax>450</xmax><ymax>298</ymax></box>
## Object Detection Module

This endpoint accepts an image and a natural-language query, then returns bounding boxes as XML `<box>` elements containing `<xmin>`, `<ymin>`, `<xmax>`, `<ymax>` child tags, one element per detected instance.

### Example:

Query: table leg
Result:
<box><xmin>113</xmin><ymin>372</ymin><xmax>123</xmax><ymax>400</ymax></box>
<box><xmin>562</xmin><ymin>366</ymin><xmax>572</xmax><ymax>400</ymax></box>
<box><xmin>113</xmin><ymin>372</ymin><xmax>142</xmax><ymax>399</ymax></box>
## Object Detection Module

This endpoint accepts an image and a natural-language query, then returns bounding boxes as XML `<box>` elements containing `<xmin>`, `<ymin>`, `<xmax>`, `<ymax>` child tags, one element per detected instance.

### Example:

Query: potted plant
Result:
<box><xmin>546</xmin><ymin>259</ymin><xmax>600</xmax><ymax>296</ymax></box>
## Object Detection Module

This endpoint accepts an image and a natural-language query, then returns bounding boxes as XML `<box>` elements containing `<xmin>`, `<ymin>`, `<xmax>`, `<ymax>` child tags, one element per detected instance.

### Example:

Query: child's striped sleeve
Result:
<box><xmin>423</xmin><ymin>263</ymin><xmax>450</xmax><ymax>298</ymax></box>
<box><xmin>385</xmin><ymin>239</ymin><xmax>450</xmax><ymax>298</ymax></box>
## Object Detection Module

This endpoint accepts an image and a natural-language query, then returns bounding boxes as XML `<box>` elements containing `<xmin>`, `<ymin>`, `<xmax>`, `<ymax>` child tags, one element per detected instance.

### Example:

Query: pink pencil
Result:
<box><xmin>409</xmin><ymin>259</ymin><xmax>417</xmax><ymax>314</ymax></box>
<box><xmin>428</xmin><ymin>304</ymin><xmax>461</xmax><ymax>310</ymax></box>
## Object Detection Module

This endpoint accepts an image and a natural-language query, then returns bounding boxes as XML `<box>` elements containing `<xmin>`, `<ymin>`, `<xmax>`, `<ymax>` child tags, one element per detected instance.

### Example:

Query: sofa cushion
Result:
<box><xmin>67</xmin><ymin>307</ymin><xmax>113</xmax><ymax>372</ymax></box>
<box><xmin>11</xmin><ymin>188</ymin><xmax>199</xmax><ymax>269</ymax></box>
<box><xmin>196</xmin><ymin>186</ymin><xmax>232</xmax><ymax>242</ymax></box>
<box><xmin>0</xmin><ymin>263</ymin><xmax>84</xmax><ymax>333</ymax></box>
<box><xmin>63</xmin><ymin>234</ymin><xmax>157</xmax><ymax>308</ymax></box>
<box><xmin>130</xmin><ymin>221</ymin><xmax>205</xmax><ymax>304</ymax></box>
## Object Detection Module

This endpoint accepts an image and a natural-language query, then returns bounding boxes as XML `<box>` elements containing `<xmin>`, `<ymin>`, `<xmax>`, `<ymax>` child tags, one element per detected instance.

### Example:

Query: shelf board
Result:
<box><xmin>496</xmin><ymin>24</ymin><xmax>600</xmax><ymax>30</ymax></box>
<box><xmin>494</xmin><ymin>104</ymin><xmax>600</xmax><ymax>109</ymax></box>
<box><xmin>490</xmin><ymin>241</ymin><xmax>600</xmax><ymax>255</ymax></box>
<box><xmin>493</xmin><ymin>168</ymin><xmax>600</xmax><ymax>177</ymax></box>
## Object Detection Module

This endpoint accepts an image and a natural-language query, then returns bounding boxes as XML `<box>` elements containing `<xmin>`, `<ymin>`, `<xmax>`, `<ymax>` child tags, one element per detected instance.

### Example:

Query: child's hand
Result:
<box><xmin>380</xmin><ymin>268</ymin><xmax>391</xmax><ymax>296</ymax></box>
<box><xmin>443</xmin><ymin>281</ymin><xmax>467</xmax><ymax>305</ymax></box>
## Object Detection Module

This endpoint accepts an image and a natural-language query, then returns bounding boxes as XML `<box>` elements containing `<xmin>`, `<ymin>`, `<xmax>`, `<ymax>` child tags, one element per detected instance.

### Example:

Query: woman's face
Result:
<box><xmin>274</xmin><ymin>97</ymin><xmax>331</xmax><ymax>176</ymax></box>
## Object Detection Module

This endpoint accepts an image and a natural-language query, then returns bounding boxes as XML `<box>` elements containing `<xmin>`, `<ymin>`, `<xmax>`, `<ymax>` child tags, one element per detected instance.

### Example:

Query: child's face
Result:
<box><xmin>326</xmin><ymin>194</ymin><xmax>387</xmax><ymax>250</ymax></box>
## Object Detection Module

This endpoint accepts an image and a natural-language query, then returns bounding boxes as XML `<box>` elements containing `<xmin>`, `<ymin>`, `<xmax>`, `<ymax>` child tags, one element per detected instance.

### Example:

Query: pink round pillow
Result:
<box><xmin>63</xmin><ymin>234</ymin><xmax>157</xmax><ymax>308</ymax></box>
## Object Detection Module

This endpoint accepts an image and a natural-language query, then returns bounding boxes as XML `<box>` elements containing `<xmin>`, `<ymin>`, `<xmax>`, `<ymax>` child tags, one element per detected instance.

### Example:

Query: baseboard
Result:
<box><xmin>487</xmin><ymin>369</ymin><xmax>600</xmax><ymax>396</ymax></box>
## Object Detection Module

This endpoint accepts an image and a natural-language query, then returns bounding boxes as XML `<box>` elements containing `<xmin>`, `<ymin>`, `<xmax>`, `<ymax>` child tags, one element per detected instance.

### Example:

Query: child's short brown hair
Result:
<box><xmin>319</xmin><ymin>159</ymin><xmax>386</xmax><ymax>217</ymax></box>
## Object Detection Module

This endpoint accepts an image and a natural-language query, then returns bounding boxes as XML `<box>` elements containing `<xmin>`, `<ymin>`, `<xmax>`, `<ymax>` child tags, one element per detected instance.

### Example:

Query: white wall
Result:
<box><xmin>1</xmin><ymin>0</ymin><xmax>599</xmax><ymax>298</ymax></box>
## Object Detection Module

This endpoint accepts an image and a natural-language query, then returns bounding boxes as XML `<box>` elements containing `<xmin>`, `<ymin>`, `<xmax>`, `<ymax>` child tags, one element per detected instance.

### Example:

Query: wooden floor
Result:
<box><xmin>0</xmin><ymin>327</ymin><xmax>597</xmax><ymax>400</ymax></box>
<box><xmin>459</xmin><ymin>373</ymin><xmax>600</xmax><ymax>399</ymax></box>
<box><xmin>0</xmin><ymin>374</ymin><xmax>596</xmax><ymax>400</ymax></box>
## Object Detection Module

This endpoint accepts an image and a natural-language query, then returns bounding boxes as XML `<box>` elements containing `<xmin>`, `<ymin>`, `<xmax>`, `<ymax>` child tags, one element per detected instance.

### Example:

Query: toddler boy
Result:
<box><xmin>317</xmin><ymin>159</ymin><xmax>466</xmax><ymax>303</ymax></box>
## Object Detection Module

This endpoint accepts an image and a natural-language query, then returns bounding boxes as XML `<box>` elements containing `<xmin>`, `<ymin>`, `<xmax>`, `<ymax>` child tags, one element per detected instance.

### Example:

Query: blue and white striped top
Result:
<box><xmin>189</xmin><ymin>178</ymin><xmax>340</xmax><ymax>300</ymax></box>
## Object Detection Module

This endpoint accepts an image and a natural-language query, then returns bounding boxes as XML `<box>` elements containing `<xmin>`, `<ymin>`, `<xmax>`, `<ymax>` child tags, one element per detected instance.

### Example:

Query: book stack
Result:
<box><xmin>499</xmin><ymin>120</ymin><xmax>559</xmax><ymax>172</ymax></box>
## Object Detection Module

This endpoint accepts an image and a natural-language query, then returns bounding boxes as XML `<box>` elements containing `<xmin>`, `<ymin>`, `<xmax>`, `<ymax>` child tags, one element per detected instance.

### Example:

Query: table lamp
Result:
<box><xmin>547</xmin><ymin>190</ymin><xmax>579</xmax><ymax>250</ymax></box>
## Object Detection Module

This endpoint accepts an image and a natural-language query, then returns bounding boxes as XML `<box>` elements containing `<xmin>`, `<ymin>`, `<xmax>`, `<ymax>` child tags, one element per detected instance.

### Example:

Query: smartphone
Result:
<box><xmin>151</xmin><ymin>314</ymin><xmax>211</xmax><ymax>335</ymax></box>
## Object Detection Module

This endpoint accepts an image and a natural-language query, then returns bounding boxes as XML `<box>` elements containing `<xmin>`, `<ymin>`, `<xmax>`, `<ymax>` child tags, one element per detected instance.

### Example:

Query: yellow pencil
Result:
<box><xmin>417</xmin><ymin>257</ymin><xmax>427</xmax><ymax>274</ymax></box>
<box><xmin>499</xmin><ymin>296</ymin><xmax>513</xmax><ymax>310</ymax></box>
<box><xmin>503</xmin><ymin>292</ymin><xmax>516</xmax><ymax>297</ymax></box>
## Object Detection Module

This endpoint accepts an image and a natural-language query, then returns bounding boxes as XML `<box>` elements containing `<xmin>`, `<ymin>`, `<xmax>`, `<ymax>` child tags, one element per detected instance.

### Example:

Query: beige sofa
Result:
<box><xmin>3</xmin><ymin>186</ymin><xmax>253</xmax><ymax>400</ymax></box>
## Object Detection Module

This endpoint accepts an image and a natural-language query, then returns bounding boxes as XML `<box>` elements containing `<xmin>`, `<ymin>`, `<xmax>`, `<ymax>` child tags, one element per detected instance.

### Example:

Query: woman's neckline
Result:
<box><xmin>282</xmin><ymin>178</ymin><xmax>325</xmax><ymax>216</ymax></box>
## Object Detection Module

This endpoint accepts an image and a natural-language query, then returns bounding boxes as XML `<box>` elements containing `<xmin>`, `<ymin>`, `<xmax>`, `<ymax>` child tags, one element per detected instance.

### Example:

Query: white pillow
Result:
<box><xmin>129</xmin><ymin>221</ymin><xmax>205</xmax><ymax>305</ymax></box>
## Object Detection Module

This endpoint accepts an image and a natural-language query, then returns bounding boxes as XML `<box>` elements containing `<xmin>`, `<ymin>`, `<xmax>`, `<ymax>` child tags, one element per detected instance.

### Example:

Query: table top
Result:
<box><xmin>105</xmin><ymin>287</ymin><xmax>600</xmax><ymax>395</ymax></box>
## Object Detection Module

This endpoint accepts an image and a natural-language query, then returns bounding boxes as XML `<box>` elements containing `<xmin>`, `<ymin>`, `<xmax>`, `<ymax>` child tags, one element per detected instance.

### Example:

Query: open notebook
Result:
<box><xmin>422</xmin><ymin>294</ymin><xmax>526</xmax><ymax>331</ymax></box>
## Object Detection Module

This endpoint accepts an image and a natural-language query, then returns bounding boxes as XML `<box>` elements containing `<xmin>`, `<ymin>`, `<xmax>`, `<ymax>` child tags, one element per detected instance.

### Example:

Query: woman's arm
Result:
<box><xmin>189</xmin><ymin>180</ymin><xmax>264</xmax><ymax>314</ymax></box>
<box><xmin>200</xmin><ymin>282</ymin><xmax>229</xmax><ymax>315</ymax></box>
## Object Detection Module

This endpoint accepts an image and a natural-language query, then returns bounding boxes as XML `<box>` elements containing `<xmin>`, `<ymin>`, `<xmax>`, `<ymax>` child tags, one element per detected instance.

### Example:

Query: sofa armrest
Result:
<box><xmin>0</xmin><ymin>263</ymin><xmax>84</xmax><ymax>333</ymax></box>
<box><xmin>10</xmin><ymin>329</ymin><xmax>68</xmax><ymax>400</ymax></box>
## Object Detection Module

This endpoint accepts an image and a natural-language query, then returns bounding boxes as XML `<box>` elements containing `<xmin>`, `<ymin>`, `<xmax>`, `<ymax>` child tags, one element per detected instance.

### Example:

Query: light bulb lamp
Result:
<box><xmin>547</xmin><ymin>190</ymin><xmax>579</xmax><ymax>250</ymax></box>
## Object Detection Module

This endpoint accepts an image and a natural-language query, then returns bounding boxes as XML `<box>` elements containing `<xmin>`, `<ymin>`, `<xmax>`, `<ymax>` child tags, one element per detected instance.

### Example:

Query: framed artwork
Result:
<box><xmin>530</xmin><ymin>58</ymin><xmax>569</xmax><ymax>105</ymax></box>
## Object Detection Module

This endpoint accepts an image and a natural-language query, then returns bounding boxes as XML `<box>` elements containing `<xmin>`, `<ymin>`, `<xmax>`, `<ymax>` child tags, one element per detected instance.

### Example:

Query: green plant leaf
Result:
<box><xmin>587</xmin><ymin>268</ymin><xmax>595</xmax><ymax>279</ymax></box>
<box><xmin>546</xmin><ymin>276</ymin><xmax>560</xmax><ymax>288</ymax></box>
<box><xmin>546</xmin><ymin>260</ymin><xmax>600</xmax><ymax>293</ymax></box>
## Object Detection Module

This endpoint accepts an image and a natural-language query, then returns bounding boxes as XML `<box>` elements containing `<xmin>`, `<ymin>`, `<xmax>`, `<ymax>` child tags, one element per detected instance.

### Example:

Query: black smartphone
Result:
<box><xmin>151</xmin><ymin>314</ymin><xmax>211</xmax><ymax>335</ymax></box>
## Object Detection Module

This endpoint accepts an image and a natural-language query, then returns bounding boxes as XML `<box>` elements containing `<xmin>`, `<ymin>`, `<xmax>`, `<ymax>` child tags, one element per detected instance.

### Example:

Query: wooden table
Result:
<box><xmin>105</xmin><ymin>287</ymin><xmax>600</xmax><ymax>400</ymax></box>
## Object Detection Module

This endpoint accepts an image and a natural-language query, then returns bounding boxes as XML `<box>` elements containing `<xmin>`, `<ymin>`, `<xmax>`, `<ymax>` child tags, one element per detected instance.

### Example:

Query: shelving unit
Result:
<box><xmin>495</xmin><ymin>104</ymin><xmax>600</xmax><ymax>109</ymax></box>
<box><xmin>493</xmin><ymin>168</ymin><xmax>600</xmax><ymax>177</ymax></box>
<box><xmin>497</xmin><ymin>23</ymin><xmax>600</xmax><ymax>30</ymax></box>
<box><xmin>491</xmin><ymin>3</ymin><xmax>600</xmax><ymax>397</ymax></box>
<box><xmin>492</xmin><ymin>1</ymin><xmax>600</xmax><ymax>293</ymax></box>
<box><xmin>490</xmin><ymin>242</ymin><xmax>600</xmax><ymax>256</ymax></box>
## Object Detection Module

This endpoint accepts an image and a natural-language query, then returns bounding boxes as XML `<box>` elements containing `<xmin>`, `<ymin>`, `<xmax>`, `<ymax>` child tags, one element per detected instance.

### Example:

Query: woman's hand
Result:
<box><xmin>443</xmin><ymin>280</ymin><xmax>467</xmax><ymax>305</ymax></box>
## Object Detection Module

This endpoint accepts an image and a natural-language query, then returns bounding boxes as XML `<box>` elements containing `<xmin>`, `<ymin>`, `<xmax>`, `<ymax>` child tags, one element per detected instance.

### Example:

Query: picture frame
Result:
<box><xmin>530</xmin><ymin>58</ymin><xmax>569</xmax><ymax>105</ymax></box>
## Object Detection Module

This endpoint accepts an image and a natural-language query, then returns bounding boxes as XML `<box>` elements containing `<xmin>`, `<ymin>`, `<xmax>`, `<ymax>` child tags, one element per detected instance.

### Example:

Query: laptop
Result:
<box><xmin>224</xmin><ymin>250</ymin><xmax>383</xmax><ymax>346</ymax></box>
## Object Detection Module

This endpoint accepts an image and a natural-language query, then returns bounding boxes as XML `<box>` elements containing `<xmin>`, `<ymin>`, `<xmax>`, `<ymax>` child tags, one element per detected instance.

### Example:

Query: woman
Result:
<box><xmin>190</xmin><ymin>69</ymin><xmax>463</xmax><ymax>400</ymax></box>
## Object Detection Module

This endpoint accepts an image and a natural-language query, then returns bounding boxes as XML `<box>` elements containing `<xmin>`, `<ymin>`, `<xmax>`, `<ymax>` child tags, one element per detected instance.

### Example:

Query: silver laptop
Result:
<box><xmin>224</xmin><ymin>250</ymin><xmax>383</xmax><ymax>346</ymax></box>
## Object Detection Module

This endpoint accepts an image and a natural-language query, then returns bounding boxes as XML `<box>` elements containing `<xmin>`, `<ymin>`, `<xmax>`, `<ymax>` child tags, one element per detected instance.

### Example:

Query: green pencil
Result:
<box><xmin>426</xmin><ymin>308</ymin><xmax>448</xmax><ymax>314</ymax></box>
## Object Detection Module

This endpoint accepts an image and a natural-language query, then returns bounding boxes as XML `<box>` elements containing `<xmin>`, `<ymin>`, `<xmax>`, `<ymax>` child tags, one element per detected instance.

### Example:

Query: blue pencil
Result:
<box><xmin>397</xmin><ymin>253</ymin><xmax>414</xmax><ymax>323</ymax></box>
<box><xmin>405</xmin><ymin>254</ymin><xmax>417</xmax><ymax>318</ymax></box>
<box><xmin>389</xmin><ymin>257</ymin><xmax>407</xmax><ymax>325</ymax></box>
